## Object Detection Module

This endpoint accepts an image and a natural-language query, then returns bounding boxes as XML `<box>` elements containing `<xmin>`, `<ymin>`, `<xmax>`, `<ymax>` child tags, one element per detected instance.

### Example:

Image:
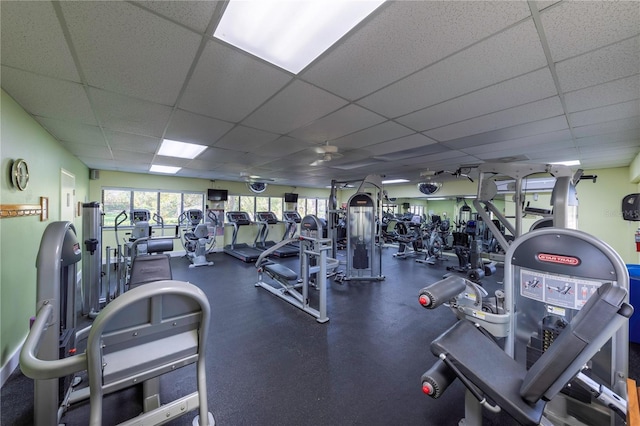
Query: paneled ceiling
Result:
<box><xmin>1</xmin><ymin>1</ymin><xmax>639</xmax><ymax>188</ymax></box>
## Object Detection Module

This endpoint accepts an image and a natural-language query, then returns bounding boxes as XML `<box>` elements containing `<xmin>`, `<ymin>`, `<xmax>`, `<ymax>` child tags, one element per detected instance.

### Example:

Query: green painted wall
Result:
<box><xmin>1</xmin><ymin>90</ymin><xmax>89</xmax><ymax>369</ymax></box>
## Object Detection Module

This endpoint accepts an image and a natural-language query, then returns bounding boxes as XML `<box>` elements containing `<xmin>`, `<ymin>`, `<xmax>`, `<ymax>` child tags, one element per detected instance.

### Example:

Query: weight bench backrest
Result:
<box><xmin>85</xmin><ymin>280</ymin><xmax>210</xmax><ymax>425</ymax></box>
<box><xmin>520</xmin><ymin>282</ymin><xmax>632</xmax><ymax>403</ymax></box>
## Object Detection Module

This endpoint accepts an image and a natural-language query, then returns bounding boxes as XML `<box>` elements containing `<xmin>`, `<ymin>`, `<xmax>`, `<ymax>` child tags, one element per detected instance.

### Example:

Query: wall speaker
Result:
<box><xmin>89</xmin><ymin>169</ymin><xmax>100</xmax><ymax>180</ymax></box>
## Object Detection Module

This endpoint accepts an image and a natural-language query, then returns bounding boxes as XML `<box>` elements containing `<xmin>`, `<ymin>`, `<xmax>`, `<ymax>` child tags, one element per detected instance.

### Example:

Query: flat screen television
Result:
<box><xmin>207</xmin><ymin>189</ymin><xmax>228</xmax><ymax>201</ymax></box>
<box><xmin>284</xmin><ymin>192</ymin><xmax>298</xmax><ymax>203</ymax></box>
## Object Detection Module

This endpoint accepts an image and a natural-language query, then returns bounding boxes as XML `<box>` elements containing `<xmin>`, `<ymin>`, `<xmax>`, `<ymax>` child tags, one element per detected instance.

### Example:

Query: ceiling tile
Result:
<box><xmin>180</xmin><ymin>40</ymin><xmax>292</xmax><ymax>122</ymax></box>
<box><xmin>576</xmin><ymin>128</ymin><xmax>640</xmax><ymax>148</ymax></box>
<box><xmin>358</xmin><ymin>19</ymin><xmax>547</xmax><ymax>118</ymax></box>
<box><xmin>1</xmin><ymin>66</ymin><xmax>96</xmax><ymax>125</ymax></box>
<box><xmin>112</xmin><ymin>150</ymin><xmax>154</xmax><ymax>163</ymax></box>
<box><xmin>288</xmin><ymin>104</ymin><xmax>386</xmax><ymax>143</ymax></box>
<box><xmin>474</xmin><ymin>140</ymin><xmax>576</xmax><ymax>161</ymax></box>
<box><xmin>426</xmin><ymin>96</ymin><xmax>565</xmax><ymax>140</ymax></box>
<box><xmin>540</xmin><ymin>1</ymin><xmax>640</xmax><ymax>62</ymax></box>
<box><xmin>572</xmin><ymin>116</ymin><xmax>640</xmax><ymax>138</ymax></box>
<box><xmin>569</xmin><ymin>100</ymin><xmax>640</xmax><ymax>127</ymax></box>
<box><xmin>195</xmin><ymin>147</ymin><xmax>248</xmax><ymax>163</ymax></box>
<box><xmin>442</xmin><ymin>116</ymin><xmax>570</xmax><ymax>149</ymax></box>
<box><xmin>303</xmin><ymin>1</ymin><xmax>531</xmax><ymax>100</ymax></box>
<box><xmin>242</xmin><ymin>80</ymin><xmax>348</xmax><ymax>134</ymax></box>
<box><xmin>89</xmin><ymin>88</ymin><xmax>173</xmax><ymax>138</ymax></box>
<box><xmin>34</xmin><ymin>117</ymin><xmax>105</xmax><ymax>146</ymax></box>
<box><xmin>104</xmin><ymin>131</ymin><xmax>161</xmax><ymax>154</ymax></box>
<box><xmin>60</xmin><ymin>140</ymin><xmax>112</xmax><ymax>159</ymax></box>
<box><xmin>331</xmin><ymin>121</ymin><xmax>414</xmax><ymax>150</ymax></box>
<box><xmin>60</xmin><ymin>1</ymin><xmax>201</xmax><ymax>105</ymax></box>
<box><xmin>461</xmin><ymin>129</ymin><xmax>572</xmax><ymax>155</ymax></box>
<box><xmin>214</xmin><ymin>125</ymin><xmax>280</xmax><ymax>152</ymax></box>
<box><xmin>556</xmin><ymin>36</ymin><xmax>640</xmax><ymax>93</ymax></box>
<box><xmin>132</xmin><ymin>1</ymin><xmax>217</xmax><ymax>34</ymax></box>
<box><xmin>564</xmin><ymin>75</ymin><xmax>640</xmax><ymax>113</ymax></box>
<box><xmin>165</xmin><ymin>109</ymin><xmax>235</xmax><ymax>146</ymax></box>
<box><xmin>397</xmin><ymin>67</ymin><xmax>557</xmax><ymax>131</ymax></box>
<box><xmin>367</xmin><ymin>133</ymin><xmax>439</xmax><ymax>157</ymax></box>
<box><xmin>256</xmin><ymin>136</ymin><xmax>315</xmax><ymax>158</ymax></box>
<box><xmin>0</xmin><ymin>1</ymin><xmax>80</xmax><ymax>81</ymax></box>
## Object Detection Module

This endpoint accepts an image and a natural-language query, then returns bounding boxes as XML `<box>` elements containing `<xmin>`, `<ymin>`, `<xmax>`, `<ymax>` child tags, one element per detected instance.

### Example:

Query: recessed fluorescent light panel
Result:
<box><xmin>381</xmin><ymin>179</ymin><xmax>410</xmax><ymax>185</ymax></box>
<box><xmin>158</xmin><ymin>139</ymin><xmax>207</xmax><ymax>159</ymax></box>
<box><xmin>550</xmin><ymin>160</ymin><xmax>581</xmax><ymax>166</ymax></box>
<box><xmin>214</xmin><ymin>0</ymin><xmax>386</xmax><ymax>74</ymax></box>
<box><xmin>150</xmin><ymin>165</ymin><xmax>181</xmax><ymax>174</ymax></box>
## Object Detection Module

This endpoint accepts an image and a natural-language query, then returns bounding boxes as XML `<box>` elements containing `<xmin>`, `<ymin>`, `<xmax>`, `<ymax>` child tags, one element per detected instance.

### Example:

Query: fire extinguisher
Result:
<box><xmin>635</xmin><ymin>229</ymin><xmax>640</xmax><ymax>252</ymax></box>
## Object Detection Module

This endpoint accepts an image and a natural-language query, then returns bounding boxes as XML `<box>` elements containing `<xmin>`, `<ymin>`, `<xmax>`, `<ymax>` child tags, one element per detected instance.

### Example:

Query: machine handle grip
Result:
<box><xmin>19</xmin><ymin>303</ymin><xmax>86</xmax><ymax>380</ymax></box>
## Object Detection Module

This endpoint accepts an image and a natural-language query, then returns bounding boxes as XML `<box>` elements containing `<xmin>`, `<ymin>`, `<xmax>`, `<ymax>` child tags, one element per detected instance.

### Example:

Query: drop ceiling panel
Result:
<box><xmin>331</xmin><ymin>121</ymin><xmax>414</xmax><ymax>150</ymax></box>
<box><xmin>112</xmin><ymin>150</ymin><xmax>155</xmax><ymax>163</ymax></box>
<box><xmin>367</xmin><ymin>133</ymin><xmax>438</xmax><ymax>157</ymax></box>
<box><xmin>288</xmin><ymin>104</ymin><xmax>385</xmax><ymax>143</ymax></box>
<box><xmin>0</xmin><ymin>1</ymin><xmax>80</xmax><ymax>81</ymax></box>
<box><xmin>556</xmin><ymin>36</ymin><xmax>640</xmax><ymax>93</ymax></box>
<box><xmin>195</xmin><ymin>147</ymin><xmax>247</xmax><ymax>163</ymax></box>
<box><xmin>1</xmin><ymin>66</ymin><xmax>96</xmax><ymax>125</ymax></box>
<box><xmin>60</xmin><ymin>141</ymin><xmax>112</xmax><ymax>159</ymax></box>
<box><xmin>104</xmin><ymin>131</ymin><xmax>161</xmax><ymax>154</ymax></box>
<box><xmin>60</xmin><ymin>1</ymin><xmax>201</xmax><ymax>105</ymax></box>
<box><xmin>576</xmin><ymin>129</ymin><xmax>640</xmax><ymax>148</ymax></box>
<box><xmin>474</xmin><ymin>140</ymin><xmax>576</xmax><ymax>161</ymax></box>
<box><xmin>443</xmin><ymin>116</ymin><xmax>570</xmax><ymax>149</ymax></box>
<box><xmin>399</xmin><ymin>151</ymin><xmax>477</xmax><ymax>166</ymax></box>
<box><xmin>180</xmin><ymin>40</ymin><xmax>292</xmax><ymax>123</ymax></box>
<box><xmin>397</xmin><ymin>67</ymin><xmax>557</xmax><ymax>131</ymax></box>
<box><xmin>461</xmin><ymin>129</ymin><xmax>572</xmax><ymax>155</ymax></box>
<box><xmin>34</xmin><ymin>117</ymin><xmax>105</xmax><ymax>146</ymax></box>
<box><xmin>165</xmin><ymin>109</ymin><xmax>235</xmax><ymax>147</ymax></box>
<box><xmin>214</xmin><ymin>125</ymin><xmax>280</xmax><ymax>152</ymax></box>
<box><xmin>358</xmin><ymin>19</ymin><xmax>547</xmax><ymax>119</ymax></box>
<box><xmin>89</xmin><ymin>88</ymin><xmax>173</xmax><ymax>138</ymax></box>
<box><xmin>243</xmin><ymin>80</ymin><xmax>348</xmax><ymax>134</ymax></box>
<box><xmin>564</xmin><ymin>75</ymin><xmax>640</xmax><ymax>113</ymax></box>
<box><xmin>255</xmin><ymin>136</ymin><xmax>314</xmax><ymax>158</ymax></box>
<box><xmin>150</xmin><ymin>156</ymin><xmax>192</xmax><ymax>167</ymax></box>
<box><xmin>237</xmin><ymin>153</ymin><xmax>276</xmax><ymax>167</ymax></box>
<box><xmin>132</xmin><ymin>1</ymin><xmax>217</xmax><ymax>34</ymax></box>
<box><xmin>426</xmin><ymin>97</ymin><xmax>565</xmax><ymax>141</ymax></box>
<box><xmin>302</xmin><ymin>1</ymin><xmax>531</xmax><ymax>100</ymax></box>
<box><xmin>569</xmin><ymin>100</ymin><xmax>640</xmax><ymax>128</ymax></box>
<box><xmin>572</xmin><ymin>116</ymin><xmax>640</xmax><ymax>139</ymax></box>
<box><xmin>540</xmin><ymin>1</ymin><xmax>640</xmax><ymax>62</ymax></box>
<box><xmin>525</xmin><ymin>147</ymin><xmax>580</xmax><ymax>163</ymax></box>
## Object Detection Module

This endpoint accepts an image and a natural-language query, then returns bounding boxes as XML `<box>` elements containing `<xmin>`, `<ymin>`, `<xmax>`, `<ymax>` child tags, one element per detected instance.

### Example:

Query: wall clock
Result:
<box><xmin>11</xmin><ymin>158</ymin><xmax>29</xmax><ymax>191</ymax></box>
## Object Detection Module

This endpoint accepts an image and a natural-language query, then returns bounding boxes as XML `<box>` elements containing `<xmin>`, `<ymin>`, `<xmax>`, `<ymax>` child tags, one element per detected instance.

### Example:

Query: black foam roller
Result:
<box><xmin>421</xmin><ymin>359</ymin><xmax>457</xmax><ymax>399</ymax></box>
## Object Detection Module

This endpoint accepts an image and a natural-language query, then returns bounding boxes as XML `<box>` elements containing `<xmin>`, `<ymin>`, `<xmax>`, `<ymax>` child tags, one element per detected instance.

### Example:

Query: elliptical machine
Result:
<box><xmin>178</xmin><ymin>209</ymin><xmax>217</xmax><ymax>268</ymax></box>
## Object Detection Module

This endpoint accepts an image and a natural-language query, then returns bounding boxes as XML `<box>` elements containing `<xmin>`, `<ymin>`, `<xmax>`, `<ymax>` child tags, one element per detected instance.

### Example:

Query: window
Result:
<box><xmin>102</xmin><ymin>188</ymin><xmax>204</xmax><ymax>227</ymax></box>
<box><xmin>255</xmin><ymin>196</ymin><xmax>270</xmax><ymax>214</ymax></box>
<box><xmin>271</xmin><ymin>198</ymin><xmax>283</xmax><ymax>220</ymax></box>
<box><xmin>240</xmin><ymin>196</ymin><xmax>256</xmax><ymax>220</ymax></box>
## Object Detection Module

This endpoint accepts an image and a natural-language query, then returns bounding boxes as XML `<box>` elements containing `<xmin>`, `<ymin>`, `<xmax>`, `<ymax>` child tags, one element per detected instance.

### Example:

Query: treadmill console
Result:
<box><xmin>255</xmin><ymin>211</ymin><xmax>278</xmax><ymax>224</ymax></box>
<box><xmin>283</xmin><ymin>210</ymin><xmax>302</xmax><ymax>223</ymax></box>
<box><xmin>226</xmin><ymin>211</ymin><xmax>252</xmax><ymax>226</ymax></box>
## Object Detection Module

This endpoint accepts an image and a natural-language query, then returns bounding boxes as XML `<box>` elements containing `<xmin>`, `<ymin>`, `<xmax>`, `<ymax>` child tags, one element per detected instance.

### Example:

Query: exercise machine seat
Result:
<box><xmin>264</xmin><ymin>262</ymin><xmax>298</xmax><ymax>281</ymax></box>
<box><xmin>129</xmin><ymin>254</ymin><xmax>172</xmax><ymax>288</ymax></box>
<box><xmin>430</xmin><ymin>282</ymin><xmax>632</xmax><ymax>426</ymax></box>
<box><xmin>86</xmin><ymin>280</ymin><xmax>212</xmax><ymax>425</ymax></box>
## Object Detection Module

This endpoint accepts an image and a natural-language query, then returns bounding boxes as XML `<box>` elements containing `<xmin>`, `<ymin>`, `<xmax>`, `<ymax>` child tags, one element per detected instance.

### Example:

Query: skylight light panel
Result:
<box><xmin>158</xmin><ymin>139</ymin><xmax>207</xmax><ymax>159</ymax></box>
<box><xmin>214</xmin><ymin>0</ymin><xmax>386</xmax><ymax>74</ymax></box>
<box><xmin>150</xmin><ymin>165</ymin><xmax>181</xmax><ymax>174</ymax></box>
<box><xmin>382</xmin><ymin>179</ymin><xmax>410</xmax><ymax>184</ymax></box>
<box><xmin>550</xmin><ymin>160</ymin><xmax>581</xmax><ymax>166</ymax></box>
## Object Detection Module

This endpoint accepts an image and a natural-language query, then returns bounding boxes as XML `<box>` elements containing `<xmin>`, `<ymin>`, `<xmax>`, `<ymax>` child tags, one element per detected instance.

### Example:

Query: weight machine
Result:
<box><xmin>255</xmin><ymin>215</ymin><xmax>335</xmax><ymax>323</ymax></box>
<box><xmin>20</xmin><ymin>221</ymin><xmax>213</xmax><ymax>425</ymax></box>
<box><xmin>330</xmin><ymin>175</ymin><xmax>385</xmax><ymax>282</ymax></box>
<box><xmin>418</xmin><ymin>227</ymin><xmax>631</xmax><ymax>426</ymax></box>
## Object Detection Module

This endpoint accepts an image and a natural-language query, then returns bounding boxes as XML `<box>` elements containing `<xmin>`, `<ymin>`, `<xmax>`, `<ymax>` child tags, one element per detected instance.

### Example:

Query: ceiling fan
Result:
<box><xmin>310</xmin><ymin>142</ymin><xmax>343</xmax><ymax>166</ymax></box>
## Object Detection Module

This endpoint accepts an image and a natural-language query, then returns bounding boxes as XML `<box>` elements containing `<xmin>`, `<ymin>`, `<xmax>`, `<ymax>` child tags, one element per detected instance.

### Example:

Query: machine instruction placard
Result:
<box><xmin>520</xmin><ymin>268</ymin><xmax>603</xmax><ymax>310</ymax></box>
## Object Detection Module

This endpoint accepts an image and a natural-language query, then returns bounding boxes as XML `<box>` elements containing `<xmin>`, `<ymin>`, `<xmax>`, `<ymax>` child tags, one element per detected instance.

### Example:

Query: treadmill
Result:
<box><xmin>224</xmin><ymin>211</ymin><xmax>262</xmax><ymax>263</ymax></box>
<box><xmin>281</xmin><ymin>210</ymin><xmax>302</xmax><ymax>252</ymax></box>
<box><xmin>254</xmin><ymin>211</ymin><xmax>298</xmax><ymax>258</ymax></box>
